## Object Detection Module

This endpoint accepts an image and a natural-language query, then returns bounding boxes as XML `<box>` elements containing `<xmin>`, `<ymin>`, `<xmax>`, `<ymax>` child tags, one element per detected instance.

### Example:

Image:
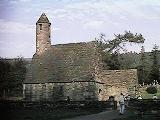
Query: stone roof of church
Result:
<box><xmin>37</xmin><ymin>13</ymin><xmax>50</xmax><ymax>23</ymax></box>
<box><xmin>24</xmin><ymin>41</ymin><xmax>102</xmax><ymax>84</ymax></box>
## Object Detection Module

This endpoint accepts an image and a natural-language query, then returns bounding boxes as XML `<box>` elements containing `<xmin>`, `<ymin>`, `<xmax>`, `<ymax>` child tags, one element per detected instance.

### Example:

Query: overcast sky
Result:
<box><xmin>0</xmin><ymin>0</ymin><xmax>160</xmax><ymax>58</ymax></box>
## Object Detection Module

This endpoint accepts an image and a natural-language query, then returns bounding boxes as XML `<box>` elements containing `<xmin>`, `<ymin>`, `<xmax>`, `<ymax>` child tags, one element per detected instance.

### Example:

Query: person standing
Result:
<box><xmin>119</xmin><ymin>93</ymin><xmax>125</xmax><ymax>115</ymax></box>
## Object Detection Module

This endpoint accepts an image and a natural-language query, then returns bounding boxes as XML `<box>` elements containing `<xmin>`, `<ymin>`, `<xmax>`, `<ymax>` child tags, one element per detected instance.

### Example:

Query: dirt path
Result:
<box><xmin>63</xmin><ymin>110</ymin><xmax>129</xmax><ymax>120</ymax></box>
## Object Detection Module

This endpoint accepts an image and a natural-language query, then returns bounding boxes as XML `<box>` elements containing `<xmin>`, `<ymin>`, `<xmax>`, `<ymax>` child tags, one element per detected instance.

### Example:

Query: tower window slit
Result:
<box><xmin>39</xmin><ymin>24</ymin><xmax>42</xmax><ymax>30</ymax></box>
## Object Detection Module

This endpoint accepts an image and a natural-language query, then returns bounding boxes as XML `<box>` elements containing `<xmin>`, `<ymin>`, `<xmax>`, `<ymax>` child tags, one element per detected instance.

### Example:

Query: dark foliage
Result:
<box><xmin>96</xmin><ymin>31</ymin><xmax>145</xmax><ymax>53</ymax></box>
<box><xmin>137</xmin><ymin>46</ymin><xmax>151</xmax><ymax>84</ymax></box>
<box><xmin>146</xmin><ymin>86</ymin><xmax>157</xmax><ymax>94</ymax></box>
<box><xmin>104</xmin><ymin>52</ymin><xmax>121</xmax><ymax>70</ymax></box>
<box><xmin>96</xmin><ymin>31</ymin><xmax>145</xmax><ymax>70</ymax></box>
<box><xmin>0</xmin><ymin>57</ymin><xmax>26</xmax><ymax>97</ymax></box>
<box><xmin>149</xmin><ymin>45</ymin><xmax>160</xmax><ymax>83</ymax></box>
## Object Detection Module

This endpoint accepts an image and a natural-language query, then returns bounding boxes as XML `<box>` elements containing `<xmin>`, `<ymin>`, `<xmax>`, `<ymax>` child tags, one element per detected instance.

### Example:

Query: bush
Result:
<box><xmin>146</xmin><ymin>86</ymin><xmax>157</xmax><ymax>94</ymax></box>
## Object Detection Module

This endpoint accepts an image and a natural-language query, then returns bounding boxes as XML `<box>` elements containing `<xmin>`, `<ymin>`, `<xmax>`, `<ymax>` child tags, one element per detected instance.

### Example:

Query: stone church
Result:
<box><xmin>23</xmin><ymin>13</ymin><xmax>138</xmax><ymax>101</ymax></box>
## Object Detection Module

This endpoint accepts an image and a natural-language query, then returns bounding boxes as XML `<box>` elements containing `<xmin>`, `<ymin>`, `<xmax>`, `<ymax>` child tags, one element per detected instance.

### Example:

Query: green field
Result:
<box><xmin>141</xmin><ymin>89</ymin><xmax>160</xmax><ymax>99</ymax></box>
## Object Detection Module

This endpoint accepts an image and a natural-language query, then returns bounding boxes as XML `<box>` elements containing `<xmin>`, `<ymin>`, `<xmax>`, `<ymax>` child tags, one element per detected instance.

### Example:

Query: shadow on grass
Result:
<box><xmin>0</xmin><ymin>100</ymin><xmax>117</xmax><ymax>120</ymax></box>
<box><xmin>1</xmin><ymin>106</ymin><xmax>104</xmax><ymax>120</ymax></box>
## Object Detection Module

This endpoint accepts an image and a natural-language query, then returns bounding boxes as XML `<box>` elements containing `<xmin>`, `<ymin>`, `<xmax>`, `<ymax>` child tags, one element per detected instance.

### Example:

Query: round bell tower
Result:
<box><xmin>36</xmin><ymin>13</ymin><xmax>51</xmax><ymax>55</ymax></box>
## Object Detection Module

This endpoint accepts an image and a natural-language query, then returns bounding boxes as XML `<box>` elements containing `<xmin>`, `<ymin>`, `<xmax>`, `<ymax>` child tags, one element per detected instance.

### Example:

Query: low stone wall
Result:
<box><xmin>23</xmin><ymin>82</ymin><xmax>103</xmax><ymax>101</ymax></box>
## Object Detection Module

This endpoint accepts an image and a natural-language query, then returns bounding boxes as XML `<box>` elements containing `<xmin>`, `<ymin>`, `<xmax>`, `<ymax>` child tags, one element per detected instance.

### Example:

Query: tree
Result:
<box><xmin>103</xmin><ymin>52</ymin><xmax>121</xmax><ymax>70</ymax></box>
<box><xmin>96</xmin><ymin>31</ymin><xmax>145</xmax><ymax>69</ymax></box>
<box><xmin>146</xmin><ymin>86</ymin><xmax>157</xmax><ymax>94</ymax></box>
<box><xmin>137</xmin><ymin>46</ymin><xmax>151</xmax><ymax>84</ymax></box>
<box><xmin>119</xmin><ymin>52</ymin><xmax>136</xmax><ymax>69</ymax></box>
<box><xmin>10</xmin><ymin>57</ymin><xmax>27</xmax><ymax>95</ymax></box>
<box><xmin>0</xmin><ymin>58</ymin><xmax>11</xmax><ymax>97</ymax></box>
<box><xmin>96</xmin><ymin>31</ymin><xmax>145</xmax><ymax>53</ymax></box>
<box><xmin>149</xmin><ymin>45</ymin><xmax>160</xmax><ymax>83</ymax></box>
<box><xmin>0</xmin><ymin>57</ymin><xmax>26</xmax><ymax>98</ymax></box>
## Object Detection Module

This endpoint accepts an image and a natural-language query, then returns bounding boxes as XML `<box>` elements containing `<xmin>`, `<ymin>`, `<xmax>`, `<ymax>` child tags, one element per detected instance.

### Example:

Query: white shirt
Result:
<box><xmin>119</xmin><ymin>95</ymin><xmax>125</xmax><ymax>103</ymax></box>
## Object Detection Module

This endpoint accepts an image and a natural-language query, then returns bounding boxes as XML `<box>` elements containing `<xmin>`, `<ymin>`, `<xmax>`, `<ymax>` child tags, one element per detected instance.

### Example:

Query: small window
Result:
<box><xmin>39</xmin><ymin>24</ymin><xmax>42</xmax><ymax>30</ymax></box>
<box><xmin>99</xmin><ymin>89</ymin><xmax>102</xmax><ymax>93</ymax></box>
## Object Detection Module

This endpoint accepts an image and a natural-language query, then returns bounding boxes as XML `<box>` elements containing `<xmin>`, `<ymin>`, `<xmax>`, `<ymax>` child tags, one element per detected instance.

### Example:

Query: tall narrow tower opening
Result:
<box><xmin>36</xmin><ymin>13</ymin><xmax>51</xmax><ymax>55</ymax></box>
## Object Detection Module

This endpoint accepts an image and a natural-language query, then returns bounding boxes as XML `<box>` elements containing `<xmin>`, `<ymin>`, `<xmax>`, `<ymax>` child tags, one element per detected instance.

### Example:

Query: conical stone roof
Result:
<box><xmin>37</xmin><ymin>13</ymin><xmax>50</xmax><ymax>23</ymax></box>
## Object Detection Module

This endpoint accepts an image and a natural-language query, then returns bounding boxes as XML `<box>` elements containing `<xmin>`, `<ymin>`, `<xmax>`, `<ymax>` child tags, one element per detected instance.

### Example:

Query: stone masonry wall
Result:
<box><xmin>97</xmin><ymin>69</ymin><xmax>138</xmax><ymax>101</ymax></box>
<box><xmin>36</xmin><ymin>22</ymin><xmax>51</xmax><ymax>55</ymax></box>
<box><xmin>24</xmin><ymin>69</ymin><xmax>137</xmax><ymax>101</ymax></box>
<box><xmin>23</xmin><ymin>82</ymin><xmax>103</xmax><ymax>101</ymax></box>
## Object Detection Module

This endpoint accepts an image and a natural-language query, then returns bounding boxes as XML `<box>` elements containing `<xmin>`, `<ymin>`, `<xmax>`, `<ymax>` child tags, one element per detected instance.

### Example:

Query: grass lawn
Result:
<box><xmin>141</xmin><ymin>89</ymin><xmax>160</xmax><ymax>99</ymax></box>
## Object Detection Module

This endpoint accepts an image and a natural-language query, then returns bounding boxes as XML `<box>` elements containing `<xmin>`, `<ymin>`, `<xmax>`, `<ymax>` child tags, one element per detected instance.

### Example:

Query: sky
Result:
<box><xmin>0</xmin><ymin>0</ymin><xmax>160</xmax><ymax>58</ymax></box>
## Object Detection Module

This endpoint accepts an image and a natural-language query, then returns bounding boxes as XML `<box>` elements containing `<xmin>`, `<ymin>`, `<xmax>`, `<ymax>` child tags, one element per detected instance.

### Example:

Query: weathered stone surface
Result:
<box><xmin>24</xmin><ymin>69</ymin><xmax>137</xmax><ymax>101</ymax></box>
<box><xmin>24</xmin><ymin>41</ymin><xmax>101</xmax><ymax>84</ymax></box>
<box><xmin>24</xmin><ymin>82</ymin><xmax>103</xmax><ymax>101</ymax></box>
<box><xmin>23</xmin><ymin>14</ymin><xmax>138</xmax><ymax>101</ymax></box>
<box><xmin>97</xmin><ymin>69</ymin><xmax>138</xmax><ymax>101</ymax></box>
<box><xmin>36</xmin><ymin>13</ymin><xmax>51</xmax><ymax>55</ymax></box>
